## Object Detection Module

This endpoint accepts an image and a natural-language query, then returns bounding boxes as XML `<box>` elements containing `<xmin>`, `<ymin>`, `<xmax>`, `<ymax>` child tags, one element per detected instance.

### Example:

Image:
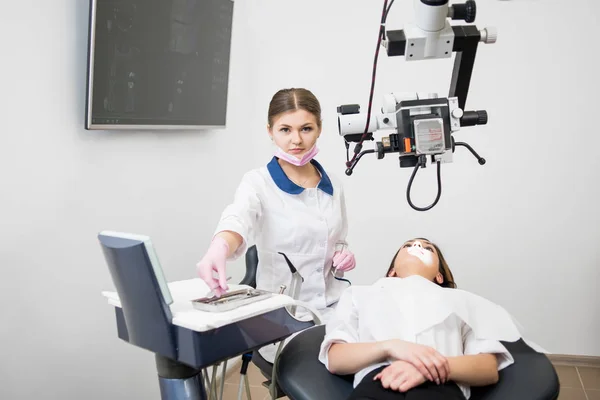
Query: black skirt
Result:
<box><xmin>347</xmin><ymin>366</ymin><xmax>467</xmax><ymax>400</ymax></box>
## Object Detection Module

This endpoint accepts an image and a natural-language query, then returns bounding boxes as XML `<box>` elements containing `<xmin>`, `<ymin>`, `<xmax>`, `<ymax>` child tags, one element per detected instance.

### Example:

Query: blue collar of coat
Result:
<box><xmin>267</xmin><ymin>156</ymin><xmax>334</xmax><ymax>196</ymax></box>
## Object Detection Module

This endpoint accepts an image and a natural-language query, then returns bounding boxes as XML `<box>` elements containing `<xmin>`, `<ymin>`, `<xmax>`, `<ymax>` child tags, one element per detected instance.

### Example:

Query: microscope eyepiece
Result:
<box><xmin>451</xmin><ymin>0</ymin><xmax>476</xmax><ymax>23</ymax></box>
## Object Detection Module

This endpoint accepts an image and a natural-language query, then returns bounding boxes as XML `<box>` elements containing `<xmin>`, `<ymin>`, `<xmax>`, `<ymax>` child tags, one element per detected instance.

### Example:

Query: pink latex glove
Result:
<box><xmin>332</xmin><ymin>249</ymin><xmax>356</xmax><ymax>272</ymax></box>
<box><xmin>196</xmin><ymin>236</ymin><xmax>230</xmax><ymax>297</ymax></box>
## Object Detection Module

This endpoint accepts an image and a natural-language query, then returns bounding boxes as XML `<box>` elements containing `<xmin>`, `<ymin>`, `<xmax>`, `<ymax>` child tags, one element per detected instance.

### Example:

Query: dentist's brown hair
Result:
<box><xmin>267</xmin><ymin>88</ymin><xmax>322</xmax><ymax>129</ymax></box>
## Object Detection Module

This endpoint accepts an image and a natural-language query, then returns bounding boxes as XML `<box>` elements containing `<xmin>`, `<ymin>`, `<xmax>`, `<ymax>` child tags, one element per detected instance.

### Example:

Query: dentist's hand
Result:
<box><xmin>196</xmin><ymin>236</ymin><xmax>230</xmax><ymax>297</ymax></box>
<box><xmin>332</xmin><ymin>249</ymin><xmax>356</xmax><ymax>272</ymax></box>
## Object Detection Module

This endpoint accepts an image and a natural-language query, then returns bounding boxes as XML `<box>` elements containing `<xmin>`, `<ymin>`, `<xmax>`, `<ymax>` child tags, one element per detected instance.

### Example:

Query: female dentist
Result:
<box><xmin>196</xmin><ymin>88</ymin><xmax>356</xmax><ymax>362</ymax></box>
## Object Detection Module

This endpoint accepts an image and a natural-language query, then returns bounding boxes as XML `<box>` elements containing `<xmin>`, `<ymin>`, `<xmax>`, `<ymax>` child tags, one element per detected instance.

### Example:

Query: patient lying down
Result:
<box><xmin>319</xmin><ymin>238</ymin><xmax>527</xmax><ymax>400</ymax></box>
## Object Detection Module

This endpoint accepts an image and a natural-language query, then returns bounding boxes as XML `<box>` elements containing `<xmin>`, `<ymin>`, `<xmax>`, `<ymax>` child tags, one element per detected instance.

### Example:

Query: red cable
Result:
<box><xmin>346</xmin><ymin>0</ymin><xmax>390</xmax><ymax>168</ymax></box>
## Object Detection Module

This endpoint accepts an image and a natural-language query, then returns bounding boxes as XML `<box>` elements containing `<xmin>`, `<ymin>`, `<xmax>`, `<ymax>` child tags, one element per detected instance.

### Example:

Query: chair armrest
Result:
<box><xmin>470</xmin><ymin>339</ymin><xmax>560</xmax><ymax>400</ymax></box>
<box><xmin>276</xmin><ymin>325</ymin><xmax>354</xmax><ymax>400</ymax></box>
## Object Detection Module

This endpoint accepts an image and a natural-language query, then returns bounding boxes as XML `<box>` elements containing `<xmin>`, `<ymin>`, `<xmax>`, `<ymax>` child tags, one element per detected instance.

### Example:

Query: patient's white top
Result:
<box><xmin>319</xmin><ymin>276</ymin><xmax>522</xmax><ymax>399</ymax></box>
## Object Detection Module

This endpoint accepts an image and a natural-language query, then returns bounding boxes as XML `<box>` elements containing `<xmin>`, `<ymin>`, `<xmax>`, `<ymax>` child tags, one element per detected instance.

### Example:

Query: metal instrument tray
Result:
<box><xmin>191</xmin><ymin>288</ymin><xmax>273</xmax><ymax>312</ymax></box>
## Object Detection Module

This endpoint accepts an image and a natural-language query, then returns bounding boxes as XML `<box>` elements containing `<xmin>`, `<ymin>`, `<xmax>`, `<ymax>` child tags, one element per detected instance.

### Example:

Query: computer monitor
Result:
<box><xmin>85</xmin><ymin>0</ymin><xmax>234</xmax><ymax>130</ymax></box>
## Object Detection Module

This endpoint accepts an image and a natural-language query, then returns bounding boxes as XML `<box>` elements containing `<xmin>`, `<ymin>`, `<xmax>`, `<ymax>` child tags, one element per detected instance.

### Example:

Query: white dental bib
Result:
<box><xmin>372</xmin><ymin>276</ymin><xmax>523</xmax><ymax>342</ymax></box>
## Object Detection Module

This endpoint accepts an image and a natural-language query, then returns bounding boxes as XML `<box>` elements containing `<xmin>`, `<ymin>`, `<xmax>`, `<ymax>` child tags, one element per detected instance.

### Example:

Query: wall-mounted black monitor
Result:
<box><xmin>85</xmin><ymin>0</ymin><xmax>234</xmax><ymax>130</ymax></box>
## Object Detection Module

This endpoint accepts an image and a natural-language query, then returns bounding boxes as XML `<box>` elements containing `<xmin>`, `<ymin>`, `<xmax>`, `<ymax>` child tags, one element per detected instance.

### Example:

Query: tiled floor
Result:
<box><xmin>222</xmin><ymin>362</ymin><xmax>289</xmax><ymax>400</ymax></box>
<box><xmin>221</xmin><ymin>361</ymin><xmax>600</xmax><ymax>399</ymax></box>
<box><xmin>555</xmin><ymin>365</ymin><xmax>600</xmax><ymax>400</ymax></box>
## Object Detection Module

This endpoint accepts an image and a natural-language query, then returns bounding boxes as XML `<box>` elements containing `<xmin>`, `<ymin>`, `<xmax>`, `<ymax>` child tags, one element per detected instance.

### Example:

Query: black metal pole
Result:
<box><xmin>449</xmin><ymin>25</ymin><xmax>481</xmax><ymax>111</ymax></box>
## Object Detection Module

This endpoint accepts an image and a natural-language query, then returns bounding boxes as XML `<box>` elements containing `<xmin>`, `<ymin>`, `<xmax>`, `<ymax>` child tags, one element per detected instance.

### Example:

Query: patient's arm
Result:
<box><xmin>327</xmin><ymin>342</ymin><xmax>388</xmax><ymax>375</ymax></box>
<box><xmin>329</xmin><ymin>344</ymin><xmax>498</xmax><ymax>385</ymax></box>
<box><xmin>321</xmin><ymin>288</ymin><xmax>384</xmax><ymax>375</ymax></box>
<box><xmin>447</xmin><ymin>353</ymin><xmax>499</xmax><ymax>386</ymax></box>
<box><xmin>328</xmin><ymin>339</ymin><xmax>449</xmax><ymax>384</ymax></box>
<box><xmin>456</xmin><ymin>322</ymin><xmax>509</xmax><ymax>387</ymax></box>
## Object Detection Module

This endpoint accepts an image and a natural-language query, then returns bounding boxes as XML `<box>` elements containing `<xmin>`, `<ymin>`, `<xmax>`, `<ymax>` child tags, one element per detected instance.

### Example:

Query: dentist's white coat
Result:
<box><xmin>214</xmin><ymin>157</ymin><xmax>350</xmax><ymax>362</ymax></box>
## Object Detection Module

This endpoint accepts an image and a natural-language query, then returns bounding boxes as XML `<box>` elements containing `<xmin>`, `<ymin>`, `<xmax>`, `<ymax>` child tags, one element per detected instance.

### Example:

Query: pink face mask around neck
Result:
<box><xmin>274</xmin><ymin>145</ymin><xmax>320</xmax><ymax>167</ymax></box>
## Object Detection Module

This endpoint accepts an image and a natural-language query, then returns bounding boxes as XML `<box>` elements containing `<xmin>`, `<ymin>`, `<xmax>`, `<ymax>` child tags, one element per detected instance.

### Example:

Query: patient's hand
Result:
<box><xmin>374</xmin><ymin>361</ymin><xmax>426</xmax><ymax>392</ymax></box>
<box><xmin>382</xmin><ymin>339</ymin><xmax>449</xmax><ymax>385</ymax></box>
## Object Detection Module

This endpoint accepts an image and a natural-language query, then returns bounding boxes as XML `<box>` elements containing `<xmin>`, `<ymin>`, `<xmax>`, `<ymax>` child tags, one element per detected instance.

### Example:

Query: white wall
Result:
<box><xmin>0</xmin><ymin>0</ymin><xmax>598</xmax><ymax>399</ymax></box>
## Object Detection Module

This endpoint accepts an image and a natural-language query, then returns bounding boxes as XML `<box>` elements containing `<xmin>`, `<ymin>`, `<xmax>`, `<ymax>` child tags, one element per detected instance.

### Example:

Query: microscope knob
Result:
<box><xmin>465</xmin><ymin>0</ymin><xmax>477</xmax><ymax>23</ymax></box>
<box><xmin>480</xmin><ymin>27</ymin><xmax>498</xmax><ymax>44</ymax></box>
<box><xmin>452</xmin><ymin>108</ymin><xmax>464</xmax><ymax>119</ymax></box>
<box><xmin>477</xmin><ymin>110</ymin><xmax>488</xmax><ymax>125</ymax></box>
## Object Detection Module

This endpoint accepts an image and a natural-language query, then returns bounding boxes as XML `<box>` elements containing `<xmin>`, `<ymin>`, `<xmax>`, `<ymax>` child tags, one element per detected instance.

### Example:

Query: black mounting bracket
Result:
<box><xmin>385</xmin><ymin>25</ymin><xmax>482</xmax><ymax>112</ymax></box>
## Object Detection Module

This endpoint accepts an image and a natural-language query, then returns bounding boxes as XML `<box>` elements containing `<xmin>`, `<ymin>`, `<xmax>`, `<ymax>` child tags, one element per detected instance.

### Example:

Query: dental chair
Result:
<box><xmin>276</xmin><ymin>326</ymin><xmax>560</xmax><ymax>400</ymax></box>
<box><xmin>243</xmin><ymin>245</ymin><xmax>561</xmax><ymax>400</ymax></box>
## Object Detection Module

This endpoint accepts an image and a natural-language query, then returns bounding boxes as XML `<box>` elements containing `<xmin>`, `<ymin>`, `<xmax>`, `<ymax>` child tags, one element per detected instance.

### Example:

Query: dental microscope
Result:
<box><xmin>337</xmin><ymin>0</ymin><xmax>497</xmax><ymax>211</ymax></box>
